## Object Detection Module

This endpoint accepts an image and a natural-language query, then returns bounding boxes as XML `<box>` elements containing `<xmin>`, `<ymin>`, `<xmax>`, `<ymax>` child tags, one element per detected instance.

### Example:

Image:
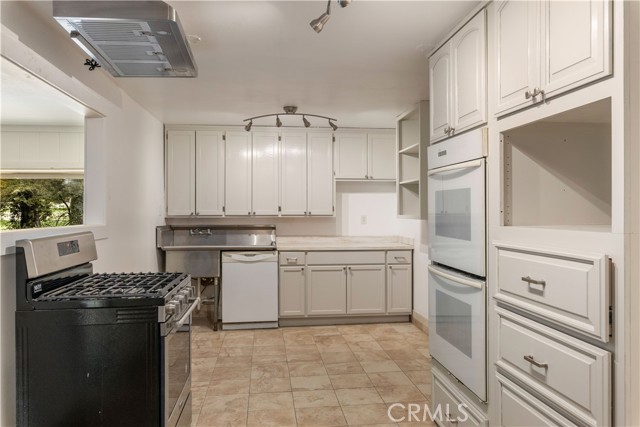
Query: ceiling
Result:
<box><xmin>30</xmin><ymin>1</ymin><xmax>479</xmax><ymax>129</ymax></box>
<box><xmin>1</xmin><ymin>57</ymin><xmax>88</xmax><ymax>126</ymax></box>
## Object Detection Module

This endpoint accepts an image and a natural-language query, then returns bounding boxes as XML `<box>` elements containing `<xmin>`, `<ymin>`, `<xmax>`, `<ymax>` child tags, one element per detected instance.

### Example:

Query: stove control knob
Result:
<box><xmin>179</xmin><ymin>288</ymin><xmax>192</xmax><ymax>300</ymax></box>
<box><xmin>165</xmin><ymin>303</ymin><xmax>177</xmax><ymax>318</ymax></box>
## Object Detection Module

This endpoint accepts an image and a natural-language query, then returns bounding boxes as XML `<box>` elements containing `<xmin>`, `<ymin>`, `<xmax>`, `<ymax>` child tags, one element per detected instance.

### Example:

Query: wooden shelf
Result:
<box><xmin>398</xmin><ymin>143</ymin><xmax>420</xmax><ymax>155</ymax></box>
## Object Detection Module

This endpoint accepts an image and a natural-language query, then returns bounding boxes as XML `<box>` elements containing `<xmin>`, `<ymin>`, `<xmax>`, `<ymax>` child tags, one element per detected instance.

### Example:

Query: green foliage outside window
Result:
<box><xmin>0</xmin><ymin>179</ymin><xmax>83</xmax><ymax>230</ymax></box>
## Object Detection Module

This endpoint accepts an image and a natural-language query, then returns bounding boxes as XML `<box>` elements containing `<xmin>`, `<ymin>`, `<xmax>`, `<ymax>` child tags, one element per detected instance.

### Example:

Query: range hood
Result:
<box><xmin>53</xmin><ymin>1</ymin><xmax>197</xmax><ymax>78</ymax></box>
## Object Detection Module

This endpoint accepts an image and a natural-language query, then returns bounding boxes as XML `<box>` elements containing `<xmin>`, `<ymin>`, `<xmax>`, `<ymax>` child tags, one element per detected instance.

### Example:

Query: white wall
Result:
<box><xmin>1</xmin><ymin>3</ymin><xmax>165</xmax><ymax>425</ymax></box>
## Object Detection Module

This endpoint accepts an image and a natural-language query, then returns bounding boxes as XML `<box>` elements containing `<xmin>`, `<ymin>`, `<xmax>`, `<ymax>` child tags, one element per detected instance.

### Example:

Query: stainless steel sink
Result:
<box><xmin>156</xmin><ymin>225</ymin><xmax>276</xmax><ymax>278</ymax></box>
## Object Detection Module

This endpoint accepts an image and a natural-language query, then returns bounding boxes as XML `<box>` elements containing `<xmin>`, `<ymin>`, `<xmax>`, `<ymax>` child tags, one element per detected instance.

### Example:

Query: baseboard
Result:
<box><xmin>411</xmin><ymin>310</ymin><xmax>428</xmax><ymax>334</ymax></box>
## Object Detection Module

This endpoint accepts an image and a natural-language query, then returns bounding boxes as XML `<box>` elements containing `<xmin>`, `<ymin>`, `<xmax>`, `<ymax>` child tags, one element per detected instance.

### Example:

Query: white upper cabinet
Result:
<box><xmin>494</xmin><ymin>0</ymin><xmax>611</xmax><ymax>116</ymax></box>
<box><xmin>280</xmin><ymin>131</ymin><xmax>334</xmax><ymax>216</ymax></box>
<box><xmin>334</xmin><ymin>133</ymin><xmax>368</xmax><ymax>179</ymax></box>
<box><xmin>280</xmin><ymin>131</ymin><xmax>308</xmax><ymax>216</ymax></box>
<box><xmin>430</xmin><ymin>9</ymin><xmax>487</xmax><ymax>144</ymax></box>
<box><xmin>495</xmin><ymin>0</ymin><xmax>540</xmax><ymax>114</ymax></box>
<box><xmin>225</xmin><ymin>131</ymin><xmax>252</xmax><ymax>215</ymax></box>
<box><xmin>166</xmin><ymin>130</ymin><xmax>195</xmax><ymax>216</ymax></box>
<box><xmin>451</xmin><ymin>10</ymin><xmax>487</xmax><ymax>133</ymax></box>
<box><xmin>251</xmin><ymin>131</ymin><xmax>279</xmax><ymax>216</ymax></box>
<box><xmin>335</xmin><ymin>131</ymin><xmax>396</xmax><ymax>180</ymax></box>
<box><xmin>307</xmin><ymin>132</ymin><xmax>334</xmax><ymax>215</ymax></box>
<box><xmin>368</xmin><ymin>133</ymin><xmax>396</xmax><ymax>180</ymax></box>
<box><xmin>195</xmin><ymin>131</ymin><xmax>225</xmax><ymax>216</ymax></box>
<box><xmin>429</xmin><ymin>48</ymin><xmax>452</xmax><ymax>143</ymax></box>
<box><xmin>542</xmin><ymin>0</ymin><xmax>610</xmax><ymax>96</ymax></box>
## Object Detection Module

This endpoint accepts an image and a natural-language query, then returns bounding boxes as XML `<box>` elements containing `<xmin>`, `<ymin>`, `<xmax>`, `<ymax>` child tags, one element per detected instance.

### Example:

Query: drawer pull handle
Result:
<box><xmin>394</xmin><ymin>257</ymin><xmax>406</xmax><ymax>262</ymax></box>
<box><xmin>287</xmin><ymin>257</ymin><xmax>298</xmax><ymax>262</ymax></box>
<box><xmin>521</xmin><ymin>276</ymin><xmax>546</xmax><ymax>286</ymax></box>
<box><xmin>524</xmin><ymin>355</ymin><xmax>548</xmax><ymax>369</ymax></box>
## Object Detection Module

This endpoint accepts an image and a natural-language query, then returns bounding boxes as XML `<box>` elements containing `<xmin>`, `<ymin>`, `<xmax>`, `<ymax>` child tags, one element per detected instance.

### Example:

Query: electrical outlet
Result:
<box><xmin>360</xmin><ymin>215</ymin><xmax>367</xmax><ymax>225</ymax></box>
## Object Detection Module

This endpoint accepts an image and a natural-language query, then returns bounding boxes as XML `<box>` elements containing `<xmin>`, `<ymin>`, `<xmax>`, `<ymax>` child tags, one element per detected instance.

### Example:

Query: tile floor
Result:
<box><xmin>190</xmin><ymin>322</ymin><xmax>434</xmax><ymax>427</ymax></box>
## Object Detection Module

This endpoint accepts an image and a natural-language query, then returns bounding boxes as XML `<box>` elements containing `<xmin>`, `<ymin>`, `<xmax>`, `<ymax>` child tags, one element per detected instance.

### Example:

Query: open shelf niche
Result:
<box><xmin>396</xmin><ymin>101</ymin><xmax>428</xmax><ymax>219</ymax></box>
<box><xmin>502</xmin><ymin>98</ymin><xmax>612</xmax><ymax>231</ymax></box>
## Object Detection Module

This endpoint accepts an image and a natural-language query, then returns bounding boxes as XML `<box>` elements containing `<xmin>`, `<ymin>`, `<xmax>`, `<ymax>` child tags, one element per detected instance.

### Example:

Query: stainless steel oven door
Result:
<box><xmin>164</xmin><ymin>304</ymin><xmax>196</xmax><ymax>427</ymax></box>
<box><xmin>428</xmin><ymin>264</ymin><xmax>486</xmax><ymax>401</ymax></box>
<box><xmin>428</xmin><ymin>158</ymin><xmax>486</xmax><ymax>277</ymax></box>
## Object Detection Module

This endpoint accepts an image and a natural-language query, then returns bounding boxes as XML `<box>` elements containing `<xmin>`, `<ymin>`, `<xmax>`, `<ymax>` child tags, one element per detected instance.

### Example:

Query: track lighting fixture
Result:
<box><xmin>243</xmin><ymin>106</ymin><xmax>338</xmax><ymax>131</ymax></box>
<box><xmin>310</xmin><ymin>0</ymin><xmax>331</xmax><ymax>33</ymax></box>
<box><xmin>311</xmin><ymin>0</ymin><xmax>351</xmax><ymax>33</ymax></box>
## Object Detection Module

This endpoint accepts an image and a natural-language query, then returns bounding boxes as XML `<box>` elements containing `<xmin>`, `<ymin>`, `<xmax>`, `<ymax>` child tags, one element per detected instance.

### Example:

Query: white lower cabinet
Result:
<box><xmin>346</xmin><ymin>265</ymin><xmax>386</xmax><ymax>314</ymax></box>
<box><xmin>279</xmin><ymin>266</ymin><xmax>306</xmax><ymax>317</ymax></box>
<box><xmin>497</xmin><ymin>373</ymin><xmax>576</xmax><ymax>426</ymax></box>
<box><xmin>278</xmin><ymin>250</ymin><xmax>413</xmax><ymax>320</ymax></box>
<box><xmin>307</xmin><ymin>266</ymin><xmax>347</xmax><ymax>315</ymax></box>
<box><xmin>496</xmin><ymin>307</ymin><xmax>611</xmax><ymax>427</ymax></box>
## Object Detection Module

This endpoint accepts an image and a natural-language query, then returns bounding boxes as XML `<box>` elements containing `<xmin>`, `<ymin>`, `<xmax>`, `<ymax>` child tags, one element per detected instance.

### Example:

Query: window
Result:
<box><xmin>1</xmin><ymin>58</ymin><xmax>86</xmax><ymax>230</ymax></box>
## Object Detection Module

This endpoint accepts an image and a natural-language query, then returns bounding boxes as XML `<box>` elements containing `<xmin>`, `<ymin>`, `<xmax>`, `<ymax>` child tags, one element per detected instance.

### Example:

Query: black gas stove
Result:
<box><xmin>15</xmin><ymin>232</ymin><xmax>196</xmax><ymax>427</ymax></box>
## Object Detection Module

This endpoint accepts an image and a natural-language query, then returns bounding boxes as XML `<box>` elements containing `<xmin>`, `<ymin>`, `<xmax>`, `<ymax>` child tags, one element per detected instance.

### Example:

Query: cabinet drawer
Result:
<box><xmin>386</xmin><ymin>250</ymin><xmax>412</xmax><ymax>264</ymax></box>
<box><xmin>279</xmin><ymin>252</ymin><xmax>305</xmax><ymax>265</ymax></box>
<box><xmin>432</xmin><ymin>364</ymin><xmax>487</xmax><ymax>427</ymax></box>
<box><xmin>496</xmin><ymin>308</ymin><xmax>611</xmax><ymax>427</ymax></box>
<box><xmin>306</xmin><ymin>251</ymin><xmax>385</xmax><ymax>265</ymax></box>
<box><xmin>495</xmin><ymin>242</ymin><xmax>609</xmax><ymax>342</ymax></box>
<box><xmin>497</xmin><ymin>373</ymin><xmax>576</xmax><ymax>426</ymax></box>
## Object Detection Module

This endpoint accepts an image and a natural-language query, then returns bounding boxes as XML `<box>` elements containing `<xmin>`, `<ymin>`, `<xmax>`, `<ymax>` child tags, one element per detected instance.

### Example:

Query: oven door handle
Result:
<box><xmin>176</xmin><ymin>297</ymin><xmax>201</xmax><ymax>328</ymax></box>
<box><xmin>428</xmin><ymin>265</ymin><xmax>484</xmax><ymax>290</ymax></box>
<box><xmin>427</xmin><ymin>159</ymin><xmax>483</xmax><ymax>176</ymax></box>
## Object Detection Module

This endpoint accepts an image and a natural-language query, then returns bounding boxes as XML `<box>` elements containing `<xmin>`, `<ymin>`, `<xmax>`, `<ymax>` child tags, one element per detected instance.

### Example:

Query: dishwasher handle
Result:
<box><xmin>222</xmin><ymin>252</ymin><xmax>276</xmax><ymax>263</ymax></box>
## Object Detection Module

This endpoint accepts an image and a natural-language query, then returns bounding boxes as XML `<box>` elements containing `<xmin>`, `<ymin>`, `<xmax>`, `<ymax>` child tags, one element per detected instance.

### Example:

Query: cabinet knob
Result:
<box><xmin>364</xmin><ymin>175</ymin><xmax>368</xmax><ymax>179</ymax></box>
<box><xmin>525</xmin><ymin>89</ymin><xmax>533</xmax><ymax>99</ymax></box>
<box><xmin>449</xmin><ymin>127</ymin><xmax>454</xmax><ymax>134</ymax></box>
<box><xmin>253</xmin><ymin>212</ymin><xmax>256</xmax><ymax>215</ymax></box>
<box><xmin>443</xmin><ymin>125</ymin><xmax>451</xmax><ymax>135</ymax></box>
<box><xmin>248</xmin><ymin>211</ymin><xmax>251</xmax><ymax>215</ymax></box>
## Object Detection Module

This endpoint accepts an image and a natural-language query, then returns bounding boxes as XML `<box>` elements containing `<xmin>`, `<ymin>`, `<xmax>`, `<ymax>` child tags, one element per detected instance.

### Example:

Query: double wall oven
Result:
<box><xmin>427</xmin><ymin>128</ymin><xmax>488</xmax><ymax>401</ymax></box>
<box><xmin>15</xmin><ymin>232</ymin><xmax>197</xmax><ymax>427</ymax></box>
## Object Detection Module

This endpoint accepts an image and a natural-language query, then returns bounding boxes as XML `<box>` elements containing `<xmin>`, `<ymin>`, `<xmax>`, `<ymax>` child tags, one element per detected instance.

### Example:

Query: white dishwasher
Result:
<box><xmin>221</xmin><ymin>251</ymin><xmax>278</xmax><ymax>330</ymax></box>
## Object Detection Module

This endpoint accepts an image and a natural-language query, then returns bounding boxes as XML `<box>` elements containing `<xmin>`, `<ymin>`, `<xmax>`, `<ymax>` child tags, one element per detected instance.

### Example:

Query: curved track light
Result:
<box><xmin>338</xmin><ymin>0</ymin><xmax>352</xmax><ymax>7</ymax></box>
<box><xmin>243</xmin><ymin>106</ymin><xmax>337</xmax><ymax>131</ymax></box>
<box><xmin>310</xmin><ymin>0</ymin><xmax>331</xmax><ymax>33</ymax></box>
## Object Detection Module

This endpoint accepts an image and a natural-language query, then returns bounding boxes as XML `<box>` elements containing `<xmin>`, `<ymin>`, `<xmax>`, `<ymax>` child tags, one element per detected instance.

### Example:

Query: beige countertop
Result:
<box><xmin>276</xmin><ymin>236</ymin><xmax>414</xmax><ymax>251</ymax></box>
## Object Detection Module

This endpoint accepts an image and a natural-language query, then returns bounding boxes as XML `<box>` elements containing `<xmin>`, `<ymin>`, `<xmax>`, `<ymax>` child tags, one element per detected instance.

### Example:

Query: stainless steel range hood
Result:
<box><xmin>53</xmin><ymin>1</ymin><xmax>197</xmax><ymax>78</ymax></box>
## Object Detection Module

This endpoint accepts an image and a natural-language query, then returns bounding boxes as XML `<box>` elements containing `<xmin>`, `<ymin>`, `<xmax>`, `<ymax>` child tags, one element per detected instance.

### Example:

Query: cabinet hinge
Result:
<box><xmin>278</xmin><ymin>135</ymin><xmax>282</xmax><ymax>141</ymax></box>
<box><xmin>222</xmin><ymin>134</ymin><xmax>226</xmax><ymax>141</ymax></box>
<box><xmin>278</xmin><ymin>206</ymin><xmax>282</xmax><ymax>212</ymax></box>
<box><xmin>332</xmin><ymin>136</ymin><xmax>336</xmax><ymax>142</ymax></box>
<box><xmin>332</xmin><ymin>206</ymin><xmax>335</xmax><ymax>213</ymax></box>
<box><xmin>222</xmin><ymin>206</ymin><xmax>226</xmax><ymax>213</ymax></box>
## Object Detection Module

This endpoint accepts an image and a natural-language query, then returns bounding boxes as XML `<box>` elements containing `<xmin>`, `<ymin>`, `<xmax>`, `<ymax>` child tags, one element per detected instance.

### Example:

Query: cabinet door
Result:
<box><xmin>368</xmin><ymin>133</ymin><xmax>396</xmax><ymax>180</ymax></box>
<box><xmin>451</xmin><ymin>10</ymin><xmax>487</xmax><ymax>134</ymax></box>
<box><xmin>542</xmin><ymin>0</ymin><xmax>611</xmax><ymax>96</ymax></box>
<box><xmin>252</xmin><ymin>131</ymin><xmax>279</xmax><ymax>215</ymax></box>
<box><xmin>334</xmin><ymin>133</ymin><xmax>368</xmax><ymax>179</ymax></box>
<box><xmin>224</xmin><ymin>131</ymin><xmax>252</xmax><ymax>215</ymax></box>
<box><xmin>279</xmin><ymin>266</ymin><xmax>306</xmax><ymax>317</ymax></box>
<box><xmin>280</xmin><ymin>131</ymin><xmax>307</xmax><ymax>216</ymax></box>
<box><xmin>195</xmin><ymin>131</ymin><xmax>225</xmax><ymax>216</ymax></box>
<box><xmin>166</xmin><ymin>130</ymin><xmax>195</xmax><ymax>216</ymax></box>
<box><xmin>347</xmin><ymin>265</ymin><xmax>386</xmax><ymax>314</ymax></box>
<box><xmin>307</xmin><ymin>132</ymin><xmax>334</xmax><ymax>215</ymax></box>
<box><xmin>494</xmin><ymin>0</ymin><xmax>541</xmax><ymax>115</ymax></box>
<box><xmin>429</xmin><ymin>44</ymin><xmax>452</xmax><ymax>143</ymax></box>
<box><xmin>307</xmin><ymin>266</ymin><xmax>347</xmax><ymax>315</ymax></box>
<box><xmin>387</xmin><ymin>264</ymin><xmax>412</xmax><ymax>313</ymax></box>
